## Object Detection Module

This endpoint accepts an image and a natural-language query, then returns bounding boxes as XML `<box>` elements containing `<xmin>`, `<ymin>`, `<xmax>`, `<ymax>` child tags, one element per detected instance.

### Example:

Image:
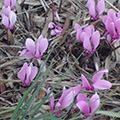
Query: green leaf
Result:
<box><xmin>96</xmin><ymin>110</ymin><xmax>120</xmax><ymax>118</ymax></box>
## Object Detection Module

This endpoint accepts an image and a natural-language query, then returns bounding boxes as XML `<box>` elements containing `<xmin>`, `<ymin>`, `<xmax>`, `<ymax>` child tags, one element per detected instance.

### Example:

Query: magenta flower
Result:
<box><xmin>76</xmin><ymin>93</ymin><xmax>100</xmax><ymax>118</ymax></box>
<box><xmin>87</xmin><ymin>0</ymin><xmax>105</xmax><ymax>19</ymax></box>
<box><xmin>48</xmin><ymin>22</ymin><xmax>63</xmax><ymax>36</ymax></box>
<box><xmin>74</xmin><ymin>24</ymin><xmax>100</xmax><ymax>53</ymax></box>
<box><xmin>2</xmin><ymin>6</ymin><xmax>17</xmax><ymax>30</ymax></box>
<box><xmin>81</xmin><ymin>69</ymin><xmax>112</xmax><ymax>91</ymax></box>
<box><xmin>47</xmin><ymin>86</ymin><xmax>83</xmax><ymax>115</ymax></box>
<box><xmin>17</xmin><ymin>62</ymin><xmax>38</xmax><ymax>86</ymax></box>
<box><xmin>19</xmin><ymin>35</ymin><xmax>48</xmax><ymax>59</ymax></box>
<box><xmin>103</xmin><ymin>9</ymin><xmax>120</xmax><ymax>43</ymax></box>
<box><xmin>4</xmin><ymin>0</ymin><xmax>16</xmax><ymax>10</ymax></box>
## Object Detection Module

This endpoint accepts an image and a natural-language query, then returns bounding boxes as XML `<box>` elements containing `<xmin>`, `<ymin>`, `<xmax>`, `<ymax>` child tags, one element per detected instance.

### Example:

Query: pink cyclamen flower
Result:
<box><xmin>82</xmin><ymin>69</ymin><xmax>112</xmax><ymax>91</ymax></box>
<box><xmin>4</xmin><ymin>0</ymin><xmax>16</xmax><ymax>10</ymax></box>
<box><xmin>87</xmin><ymin>0</ymin><xmax>105</xmax><ymax>19</ymax></box>
<box><xmin>2</xmin><ymin>6</ymin><xmax>17</xmax><ymax>30</ymax></box>
<box><xmin>47</xmin><ymin>86</ymin><xmax>83</xmax><ymax>115</ymax></box>
<box><xmin>54</xmin><ymin>10</ymin><xmax>60</xmax><ymax>21</ymax></box>
<box><xmin>103</xmin><ymin>9</ymin><xmax>120</xmax><ymax>43</ymax></box>
<box><xmin>19</xmin><ymin>35</ymin><xmax>48</xmax><ymax>59</ymax></box>
<box><xmin>76</xmin><ymin>93</ymin><xmax>100</xmax><ymax>118</ymax></box>
<box><xmin>74</xmin><ymin>23</ymin><xmax>100</xmax><ymax>53</ymax></box>
<box><xmin>48</xmin><ymin>22</ymin><xmax>63</xmax><ymax>36</ymax></box>
<box><xmin>17</xmin><ymin>62</ymin><xmax>38</xmax><ymax>86</ymax></box>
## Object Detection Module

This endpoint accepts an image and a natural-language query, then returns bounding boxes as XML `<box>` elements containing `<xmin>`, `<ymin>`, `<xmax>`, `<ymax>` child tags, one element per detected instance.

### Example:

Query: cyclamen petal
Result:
<box><xmin>61</xmin><ymin>90</ymin><xmax>75</xmax><ymax>109</ymax></box>
<box><xmin>93</xmin><ymin>79</ymin><xmax>112</xmax><ymax>89</ymax></box>
<box><xmin>77</xmin><ymin>93</ymin><xmax>88</xmax><ymax>103</ymax></box>
<box><xmin>92</xmin><ymin>69</ymin><xmax>108</xmax><ymax>83</ymax></box>
<box><xmin>96</xmin><ymin>0</ymin><xmax>105</xmax><ymax>16</ymax></box>
<box><xmin>2</xmin><ymin>15</ymin><xmax>9</xmax><ymax>29</ymax></box>
<box><xmin>17</xmin><ymin>62</ymin><xmax>28</xmax><ymax>84</ymax></box>
<box><xmin>9</xmin><ymin>11</ymin><xmax>17</xmax><ymax>29</ymax></box>
<box><xmin>90</xmin><ymin>93</ymin><xmax>100</xmax><ymax>114</ymax></box>
<box><xmin>91</xmin><ymin>31</ymin><xmax>100</xmax><ymax>51</ymax></box>
<box><xmin>83</xmin><ymin>35</ymin><xmax>92</xmax><ymax>52</ymax></box>
<box><xmin>76</xmin><ymin>101</ymin><xmax>90</xmax><ymax>115</ymax></box>
<box><xmin>81</xmin><ymin>74</ymin><xmax>91</xmax><ymax>90</ymax></box>
<box><xmin>26</xmin><ymin>38</ymin><xmax>35</xmax><ymax>55</ymax></box>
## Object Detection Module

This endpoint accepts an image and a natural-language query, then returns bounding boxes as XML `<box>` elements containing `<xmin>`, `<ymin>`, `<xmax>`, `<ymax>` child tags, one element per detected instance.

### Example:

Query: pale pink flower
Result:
<box><xmin>2</xmin><ymin>6</ymin><xmax>17</xmax><ymax>30</ymax></box>
<box><xmin>87</xmin><ymin>0</ymin><xmax>105</xmax><ymax>19</ymax></box>
<box><xmin>76</xmin><ymin>93</ymin><xmax>100</xmax><ymax>118</ymax></box>
<box><xmin>19</xmin><ymin>35</ymin><xmax>48</xmax><ymax>59</ymax></box>
<box><xmin>47</xmin><ymin>86</ymin><xmax>83</xmax><ymax>115</ymax></box>
<box><xmin>17</xmin><ymin>62</ymin><xmax>38</xmax><ymax>86</ymax></box>
<box><xmin>48</xmin><ymin>22</ymin><xmax>63</xmax><ymax>36</ymax></box>
<box><xmin>4</xmin><ymin>0</ymin><xmax>16</xmax><ymax>10</ymax></box>
<box><xmin>103</xmin><ymin>9</ymin><xmax>120</xmax><ymax>43</ymax></box>
<box><xmin>82</xmin><ymin>69</ymin><xmax>112</xmax><ymax>91</ymax></box>
<box><xmin>74</xmin><ymin>24</ymin><xmax>100</xmax><ymax>53</ymax></box>
<box><xmin>54</xmin><ymin>10</ymin><xmax>60</xmax><ymax>21</ymax></box>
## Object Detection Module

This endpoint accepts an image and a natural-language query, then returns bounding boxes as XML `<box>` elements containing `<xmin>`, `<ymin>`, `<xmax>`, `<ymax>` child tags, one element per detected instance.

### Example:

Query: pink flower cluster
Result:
<box><xmin>47</xmin><ymin>69</ymin><xmax>112</xmax><ymax>118</ymax></box>
<box><xmin>87</xmin><ymin>0</ymin><xmax>105</xmax><ymax>19</ymax></box>
<box><xmin>103</xmin><ymin>9</ymin><xmax>120</xmax><ymax>44</ymax></box>
<box><xmin>74</xmin><ymin>24</ymin><xmax>100</xmax><ymax>53</ymax></box>
<box><xmin>47</xmin><ymin>86</ymin><xmax>83</xmax><ymax>115</ymax></box>
<box><xmin>2</xmin><ymin>0</ymin><xmax>17</xmax><ymax>30</ymax></box>
<box><xmin>18</xmin><ymin>35</ymin><xmax>48</xmax><ymax>86</ymax></box>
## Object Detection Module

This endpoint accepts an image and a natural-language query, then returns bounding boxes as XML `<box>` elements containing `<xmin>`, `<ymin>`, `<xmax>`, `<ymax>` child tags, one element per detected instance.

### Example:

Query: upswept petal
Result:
<box><xmin>2</xmin><ymin>15</ymin><xmax>9</xmax><ymax>29</ymax></box>
<box><xmin>19</xmin><ymin>49</ymin><xmax>27</xmax><ymax>56</ymax></box>
<box><xmin>83</xmin><ymin>35</ymin><xmax>92</xmax><ymax>52</ymax></box>
<box><xmin>9</xmin><ymin>11</ymin><xmax>17</xmax><ymax>29</ymax></box>
<box><xmin>93</xmin><ymin>79</ymin><xmax>112</xmax><ymax>89</ymax></box>
<box><xmin>102</xmin><ymin>16</ymin><xmax>108</xmax><ymax>24</ymax></box>
<box><xmin>24</xmin><ymin>51</ymin><xmax>34</xmax><ymax>59</ymax></box>
<box><xmin>81</xmin><ymin>74</ymin><xmax>91</xmax><ymax>90</ymax></box>
<box><xmin>88</xmin><ymin>2</ymin><xmax>96</xmax><ymax>18</ymax></box>
<box><xmin>84</xmin><ymin>25</ymin><xmax>94</xmax><ymax>37</ymax></box>
<box><xmin>29</xmin><ymin>63</ymin><xmax>38</xmax><ymax>82</ymax></box>
<box><xmin>61</xmin><ymin>90</ymin><xmax>75</xmax><ymax>109</ymax></box>
<box><xmin>54</xmin><ymin>10</ymin><xmax>60</xmax><ymax>21</ymax></box>
<box><xmin>76</xmin><ymin>101</ymin><xmax>90</xmax><ymax>115</ymax></box>
<box><xmin>2</xmin><ymin>6</ymin><xmax>11</xmax><ymax>16</ymax></box>
<box><xmin>26</xmin><ymin>65</ymin><xmax>32</xmax><ymax>85</ymax></box>
<box><xmin>80</xmin><ymin>32</ymin><xmax>87</xmax><ymax>43</ymax></box>
<box><xmin>48</xmin><ymin>22</ymin><xmax>55</xmax><ymax>28</ymax></box>
<box><xmin>77</xmin><ymin>93</ymin><xmax>87</xmax><ymax>103</ymax></box>
<box><xmin>17</xmin><ymin>62</ymin><xmax>28</xmax><ymax>84</ymax></box>
<box><xmin>96</xmin><ymin>0</ymin><xmax>105</xmax><ymax>16</ymax></box>
<box><xmin>117</xmin><ymin>11</ymin><xmax>120</xmax><ymax>18</ymax></box>
<box><xmin>47</xmin><ymin>88</ymin><xmax>54</xmax><ymax>111</ymax></box>
<box><xmin>4</xmin><ymin>0</ymin><xmax>10</xmax><ymax>7</ymax></box>
<box><xmin>90</xmin><ymin>93</ymin><xmax>100</xmax><ymax>114</ymax></box>
<box><xmin>91</xmin><ymin>31</ymin><xmax>100</xmax><ymax>51</ymax></box>
<box><xmin>34</xmin><ymin>40</ymin><xmax>40</xmax><ymax>59</ymax></box>
<box><xmin>51</xmin><ymin>29</ymin><xmax>56</xmax><ymax>36</ymax></box>
<box><xmin>38</xmin><ymin>35</ymin><xmax>48</xmax><ymax>55</ymax></box>
<box><xmin>11</xmin><ymin>0</ymin><xmax>16</xmax><ymax>10</ymax></box>
<box><xmin>115</xmin><ymin>18</ymin><xmax>120</xmax><ymax>34</ymax></box>
<box><xmin>74</xmin><ymin>23</ymin><xmax>82</xmax><ymax>32</ymax></box>
<box><xmin>70</xmin><ymin>86</ymin><xmax>83</xmax><ymax>96</ymax></box>
<box><xmin>107</xmin><ymin>9</ymin><xmax>117</xmax><ymax>22</ymax></box>
<box><xmin>92</xmin><ymin>69</ymin><xmax>108</xmax><ymax>83</ymax></box>
<box><xmin>76</xmin><ymin>29</ymin><xmax>82</xmax><ymax>41</ymax></box>
<box><xmin>25</xmin><ymin>38</ymin><xmax>35</xmax><ymax>55</ymax></box>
